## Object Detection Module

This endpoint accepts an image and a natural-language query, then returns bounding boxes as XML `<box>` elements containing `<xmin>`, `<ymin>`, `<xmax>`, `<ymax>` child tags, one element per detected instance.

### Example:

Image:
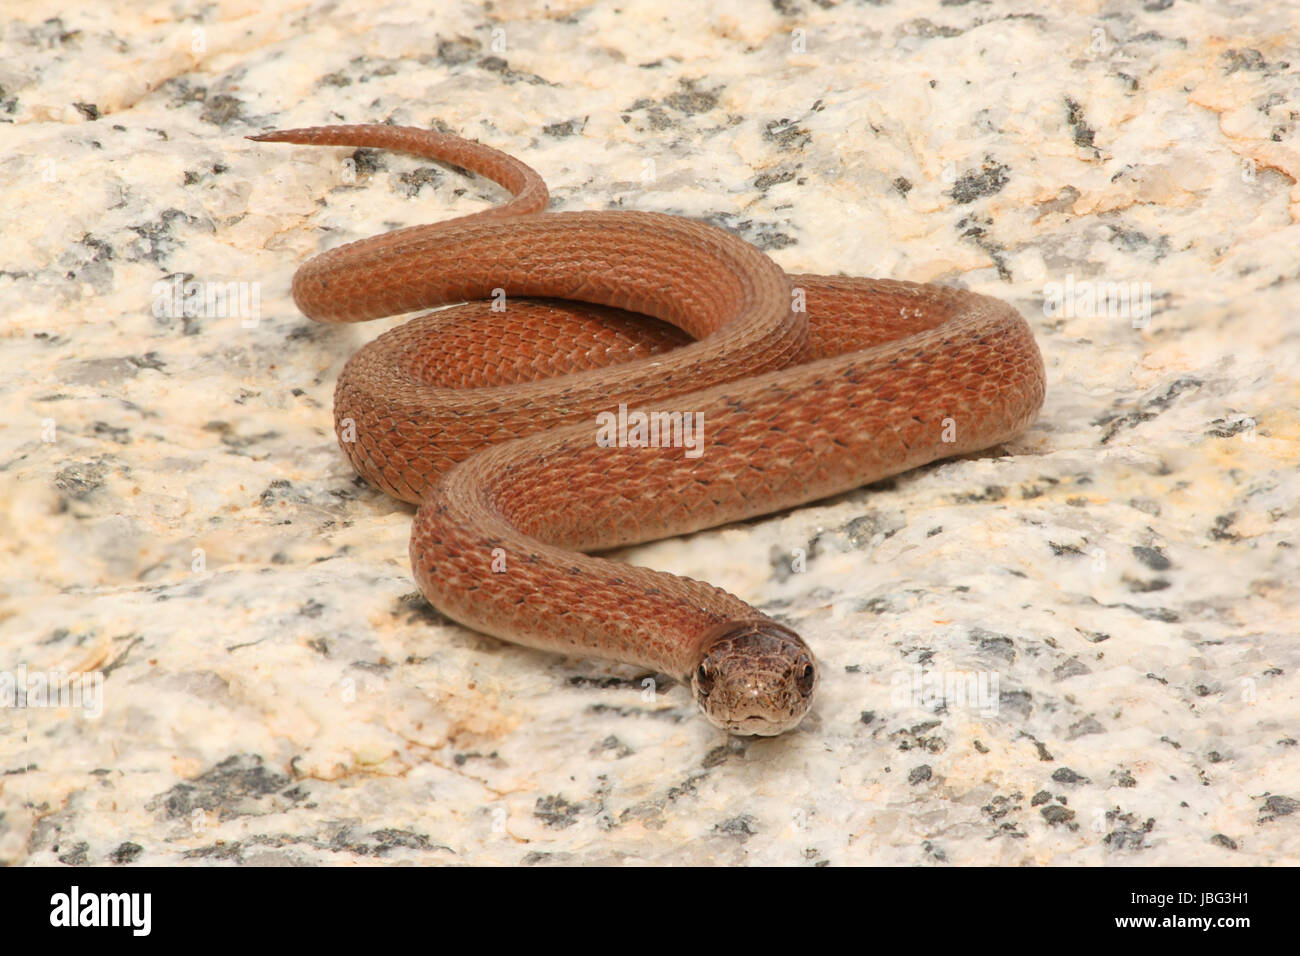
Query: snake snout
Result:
<box><xmin>691</xmin><ymin>619</ymin><xmax>819</xmax><ymax>736</ymax></box>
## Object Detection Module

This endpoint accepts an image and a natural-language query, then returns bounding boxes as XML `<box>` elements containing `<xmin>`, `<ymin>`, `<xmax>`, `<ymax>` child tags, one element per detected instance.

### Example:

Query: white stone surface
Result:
<box><xmin>1</xmin><ymin>0</ymin><xmax>1297</xmax><ymax>865</ymax></box>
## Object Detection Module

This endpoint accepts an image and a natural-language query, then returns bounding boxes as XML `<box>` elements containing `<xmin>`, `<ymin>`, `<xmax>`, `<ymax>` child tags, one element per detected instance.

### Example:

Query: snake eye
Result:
<box><xmin>695</xmin><ymin>662</ymin><xmax>715</xmax><ymax>696</ymax></box>
<box><xmin>796</xmin><ymin>661</ymin><xmax>815</xmax><ymax>695</ymax></box>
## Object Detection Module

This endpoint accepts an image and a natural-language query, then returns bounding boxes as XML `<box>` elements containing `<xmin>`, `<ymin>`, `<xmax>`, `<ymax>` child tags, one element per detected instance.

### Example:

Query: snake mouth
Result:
<box><xmin>714</xmin><ymin>713</ymin><xmax>798</xmax><ymax>737</ymax></box>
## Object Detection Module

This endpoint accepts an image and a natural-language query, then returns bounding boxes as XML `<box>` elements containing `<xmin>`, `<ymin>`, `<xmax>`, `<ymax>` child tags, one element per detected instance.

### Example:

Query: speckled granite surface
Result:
<box><xmin>2</xmin><ymin>1</ymin><xmax>1298</xmax><ymax>866</ymax></box>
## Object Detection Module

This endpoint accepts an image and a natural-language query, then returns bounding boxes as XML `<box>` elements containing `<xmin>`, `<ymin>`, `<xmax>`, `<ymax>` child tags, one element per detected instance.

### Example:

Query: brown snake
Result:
<box><xmin>249</xmin><ymin>124</ymin><xmax>1046</xmax><ymax>736</ymax></box>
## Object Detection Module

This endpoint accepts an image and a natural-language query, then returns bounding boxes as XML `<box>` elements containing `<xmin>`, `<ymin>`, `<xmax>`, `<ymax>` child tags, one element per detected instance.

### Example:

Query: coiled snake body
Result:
<box><xmin>250</xmin><ymin>124</ymin><xmax>1046</xmax><ymax>736</ymax></box>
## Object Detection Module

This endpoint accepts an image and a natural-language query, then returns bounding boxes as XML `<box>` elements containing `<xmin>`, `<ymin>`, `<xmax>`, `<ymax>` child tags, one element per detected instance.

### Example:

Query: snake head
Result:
<box><xmin>690</xmin><ymin>620</ymin><xmax>818</xmax><ymax>736</ymax></box>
